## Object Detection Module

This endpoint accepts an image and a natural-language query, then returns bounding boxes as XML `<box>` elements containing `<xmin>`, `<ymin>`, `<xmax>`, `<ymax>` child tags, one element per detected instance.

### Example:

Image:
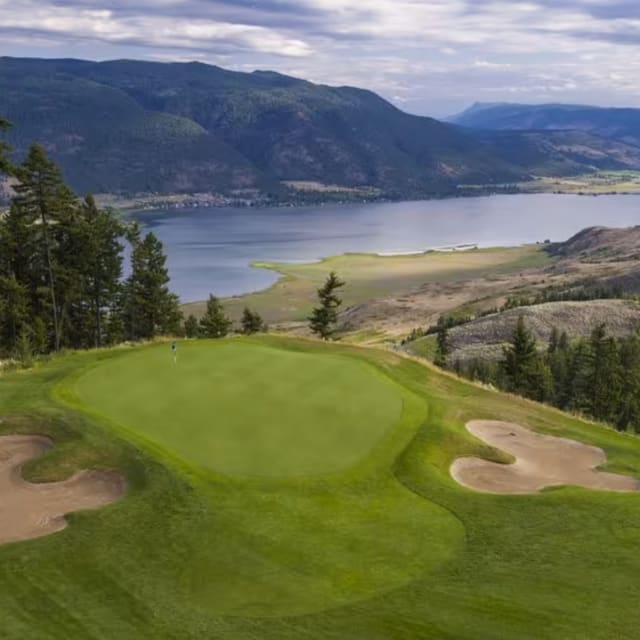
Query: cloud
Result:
<box><xmin>1</xmin><ymin>0</ymin><xmax>639</xmax><ymax>115</ymax></box>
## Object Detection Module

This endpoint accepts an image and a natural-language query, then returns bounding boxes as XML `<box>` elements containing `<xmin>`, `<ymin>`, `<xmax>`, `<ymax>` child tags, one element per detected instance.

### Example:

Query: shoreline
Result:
<box><xmin>103</xmin><ymin>186</ymin><xmax>640</xmax><ymax>216</ymax></box>
<box><xmin>181</xmin><ymin>243</ymin><xmax>537</xmax><ymax>309</ymax></box>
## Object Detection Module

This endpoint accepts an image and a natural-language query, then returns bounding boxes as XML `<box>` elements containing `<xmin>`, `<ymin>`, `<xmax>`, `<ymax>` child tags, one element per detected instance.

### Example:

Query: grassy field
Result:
<box><xmin>74</xmin><ymin>342</ymin><xmax>405</xmax><ymax>477</ymax></box>
<box><xmin>521</xmin><ymin>171</ymin><xmax>640</xmax><ymax>195</ymax></box>
<box><xmin>182</xmin><ymin>245</ymin><xmax>550</xmax><ymax>326</ymax></box>
<box><xmin>2</xmin><ymin>337</ymin><xmax>640</xmax><ymax>638</ymax></box>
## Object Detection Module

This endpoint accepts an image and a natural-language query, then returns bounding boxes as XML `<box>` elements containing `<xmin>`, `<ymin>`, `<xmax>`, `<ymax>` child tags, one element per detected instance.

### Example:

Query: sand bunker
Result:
<box><xmin>451</xmin><ymin>420</ymin><xmax>639</xmax><ymax>495</ymax></box>
<box><xmin>0</xmin><ymin>434</ymin><xmax>126</xmax><ymax>545</ymax></box>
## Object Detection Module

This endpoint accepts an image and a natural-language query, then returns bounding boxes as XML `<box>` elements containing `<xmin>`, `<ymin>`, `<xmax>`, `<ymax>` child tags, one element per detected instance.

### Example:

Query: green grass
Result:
<box><xmin>73</xmin><ymin>341</ymin><xmax>405</xmax><ymax>477</ymax></box>
<box><xmin>522</xmin><ymin>171</ymin><xmax>640</xmax><ymax>194</ymax></box>
<box><xmin>1</xmin><ymin>337</ymin><xmax>640</xmax><ymax>638</ymax></box>
<box><xmin>182</xmin><ymin>245</ymin><xmax>551</xmax><ymax>325</ymax></box>
<box><xmin>406</xmin><ymin>334</ymin><xmax>437</xmax><ymax>360</ymax></box>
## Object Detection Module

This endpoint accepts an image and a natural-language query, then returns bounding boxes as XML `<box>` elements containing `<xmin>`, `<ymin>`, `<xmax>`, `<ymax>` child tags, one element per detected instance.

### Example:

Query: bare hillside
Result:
<box><xmin>549</xmin><ymin>226</ymin><xmax>640</xmax><ymax>262</ymax></box>
<box><xmin>445</xmin><ymin>299</ymin><xmax>640</xmax><ymax>362</ymax></box>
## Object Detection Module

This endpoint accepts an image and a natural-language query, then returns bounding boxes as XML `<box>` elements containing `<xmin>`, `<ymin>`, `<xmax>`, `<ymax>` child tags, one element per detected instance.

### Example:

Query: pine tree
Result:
<box><xmin>0</xmin><ymin>116</ymin><xmax>11</xmax><ymax>175</ymax></box>
<box><xmin>587</xmin><ymin>324</ymin><xmax>621</xmax><ymax>423</ymax></box>
<box><xmin>0</xmin><ymin>275</ymin><xmax>29</xmax><ymax>354</ymax></box>
<box><xmin>199</xmin><ymin>295</ymin><xmax>232</xmax><ymax>338</ymax></box>
<box><xmin>123</xmin><ymin>229</ymin><xmax>182</xmax><ymax>340</ymax></box>
<box><xmin>241</xmin><ymin>307</ymin><xmax>266</xmax><ymax>335</ymax></box>
<box><xmin>15</xmin><ymin>326</ymin><xmax>33</xmax><ymax>365</ymax></box>
<box><xmin>501</xmin><ymin>316</ymin><xmax>539</xmax><ymax>396</ymax></box>
<box><xmin>309</xmin><ymin>272</ymin><xmax>345</xmax><ymax>340</ymax></box>
<box><xmin>11</xmin><ymin>144</ymin><xmax>77</xmax><ymax>351</ymax></box>
<box><xmin>563</xmin><ymin>339</ymin><xmax>591</xmax><ymax>412</ymax></box>
<box><xmin>184</xmin><ymin>314</ymin><xmax>199</xmax><ymax>338</ymax></box>
<box><xmin>70</xmin><ymin>195</ymin><xmax>124</xmax><ymax>348</ymax></box>
<box><xmin>434</xmin><ymin>316</ymin><xmax>451</xmax><ymax>368</ymax></box>
<box><xmin>558</xmin><ymin>331</ymin><xmax>570</xmax><ymax>352</ymax></box>
<box><xmin>617</xmin><ymin>332</ymin><xmax>640</xmax><ymax>432</ymax></box>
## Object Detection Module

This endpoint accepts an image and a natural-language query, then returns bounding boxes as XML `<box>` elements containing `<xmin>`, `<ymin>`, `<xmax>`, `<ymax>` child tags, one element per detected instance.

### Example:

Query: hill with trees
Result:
<box><xmin>451</xmin><ymin>102</ymin><xmax>640</xmax><ymax>147</ymax></box>
<box><xmin>2</xmin><ymin>57</ymin><xmax>640</xmax><ymax>200</ymax></box>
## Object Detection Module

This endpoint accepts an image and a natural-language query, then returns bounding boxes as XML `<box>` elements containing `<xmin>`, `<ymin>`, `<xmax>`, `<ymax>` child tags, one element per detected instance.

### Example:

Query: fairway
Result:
<box><xmin>75</xmin><ymin>341</ymin><xmax>404</xmax><ymax>477</ymax></box>
<box><xmin>3</xmin><ymin>336</ymin><xmax>640</xmax><ymax>638</ymax></box>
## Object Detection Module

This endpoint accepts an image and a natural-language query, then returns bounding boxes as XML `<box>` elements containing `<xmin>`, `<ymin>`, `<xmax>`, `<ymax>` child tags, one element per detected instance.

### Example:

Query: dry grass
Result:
<box><xmin>182</xmin><ymin>246</ymin><xmax>550</xmax><ymax>335</ymax></box>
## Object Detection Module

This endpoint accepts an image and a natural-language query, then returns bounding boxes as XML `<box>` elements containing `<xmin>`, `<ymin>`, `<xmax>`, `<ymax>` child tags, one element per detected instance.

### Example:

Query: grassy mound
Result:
<box><xmin>1</xmin><ymin>336</ymin><xmax>640</xmax><ymax>638</ymax></box>
<box><xmin>74</xmin><ymin>341</ymin><xmax>404</xmax><ymax>477</ymax></box>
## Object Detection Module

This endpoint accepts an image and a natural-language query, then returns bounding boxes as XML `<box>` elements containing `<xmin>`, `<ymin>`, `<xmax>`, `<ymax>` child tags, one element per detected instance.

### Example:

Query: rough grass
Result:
<box><xmin>182</xmin><ymin>245</ymin><xmax>551</xmax><ymax>325</ymax></box>
<box><xmin>1</xmin><ymin>337</ymin><xmax>640</xmax><ymax>638</ymax></box>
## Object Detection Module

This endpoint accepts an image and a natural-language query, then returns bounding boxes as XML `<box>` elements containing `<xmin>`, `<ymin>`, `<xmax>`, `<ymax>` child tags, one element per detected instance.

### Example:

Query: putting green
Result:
<box><xmin>75</xmin><ymin>341</ymin><xmax>404</xmax><ymax>477</ymax></box>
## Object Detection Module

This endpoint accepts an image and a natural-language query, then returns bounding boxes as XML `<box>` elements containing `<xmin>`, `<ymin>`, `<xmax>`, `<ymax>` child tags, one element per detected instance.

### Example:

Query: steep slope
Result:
<box><xmin>0</xmin><ymin>59</ymin><xmax>267</xmax><ymax>194</ymax></box>
<box><xmin>418</xmin><ymin>300</ymin><xmax>640</xmax><ymax>363</ymax></box>
<box><xmin>3</xmin><ymin>58</ymin><xmax>639</xmax><ymax>197</ymax></box>
<box><xmin>0</xmin><ymin>57</ymin><xmax>521</xmax><ymax>196</ymax></box>
<box><xmin>549</xmin><ymin>225</ymin><xmax>640</xmax><ymax>261</ymax></box>
<box><xmin>451</xmin><ymin>103</ymin><xmax>640</xmax><ymax>147</ymax></box>
<box><xmin>473</xmin><ymin>129</ymin><xmax>640</xmax><ymax>175</ymax></box>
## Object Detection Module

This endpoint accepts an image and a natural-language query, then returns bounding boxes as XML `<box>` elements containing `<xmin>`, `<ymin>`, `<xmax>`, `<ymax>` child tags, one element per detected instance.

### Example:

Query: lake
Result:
<box><xmin>134</xmin><ymin>194</ymin><xmax>640</xmax><ymax>302</ymax></box>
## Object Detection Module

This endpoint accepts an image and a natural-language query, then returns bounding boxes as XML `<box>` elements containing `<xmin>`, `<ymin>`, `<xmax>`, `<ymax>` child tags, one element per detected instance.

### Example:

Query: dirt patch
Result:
<box><xmin>0</xmin><ymin>434</ymin><xmax>126</xmax><ymax>545</ymax></box>
<box><xmin>451</xmin><ymin>420</ymin><xmax>639</xmax><ymax>495</ymax></box>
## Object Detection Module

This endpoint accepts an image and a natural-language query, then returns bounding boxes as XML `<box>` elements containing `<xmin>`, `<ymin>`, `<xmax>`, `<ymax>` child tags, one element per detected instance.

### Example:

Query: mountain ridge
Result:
<box><xmin>450</xmin><ymin>102</ymin><xmax>640</xmax><ymax>148</ymax></box>
<box><xmin>2</xmin><ymin>57</ymin><xmax>640</xmax><ymax>199</ymax></box>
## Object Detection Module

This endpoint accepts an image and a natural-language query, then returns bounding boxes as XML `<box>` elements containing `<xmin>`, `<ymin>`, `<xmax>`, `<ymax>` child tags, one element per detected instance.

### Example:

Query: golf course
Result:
<box><xmin>2</xmin><ymin>336</ymin><xmax>640</xmax><ymax>639</ymax></box>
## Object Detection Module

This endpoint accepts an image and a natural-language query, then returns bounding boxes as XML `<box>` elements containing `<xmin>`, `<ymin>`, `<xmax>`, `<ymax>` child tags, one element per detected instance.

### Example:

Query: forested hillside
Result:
<box><xmin>3</xmin><ymin>57</ymin><xmax>640</xmax><ymax>198</ymax></box>
<box><xmin>452</xmin><ymin>103</ymin><xmax>640</xmax><ymax>147</ymax></box>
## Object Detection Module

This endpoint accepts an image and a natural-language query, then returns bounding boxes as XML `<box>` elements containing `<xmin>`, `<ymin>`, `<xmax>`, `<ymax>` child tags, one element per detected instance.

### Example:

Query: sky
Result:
<box><xmin>1</xmin><ymin>0</ymin><xmax>639</xmax><ymax>117</ymax></box>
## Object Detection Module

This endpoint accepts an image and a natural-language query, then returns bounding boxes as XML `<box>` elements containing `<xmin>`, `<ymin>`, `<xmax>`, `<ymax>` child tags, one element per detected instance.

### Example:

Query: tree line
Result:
<box><xmin>0</xmin><ymin>120</ymin><xmax>266</xmax><ymax>361</ymax></box>
<box><xmin>436</xmin><ymin>316</ymin><xmax>640</xmax><ymax>433</ymax></box>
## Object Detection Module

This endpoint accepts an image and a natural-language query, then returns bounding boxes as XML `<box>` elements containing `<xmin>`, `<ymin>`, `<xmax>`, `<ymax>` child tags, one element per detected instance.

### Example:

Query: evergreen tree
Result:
<box><xmin>241</xmin><ymin>307</ymin><xmax>266</xmax><ymax>335</ymax></box>
<box><xmin>548</xmin><ymin>326</ymin><xmax>560</xmax><ymax>354</ymax></box>
<box><xmin>76</xmin><ymin>195</ymin><xmax>124</xmax><ymax>348</ymax></box>
<box><xmin>0</xmin><ymin>116</ymin><xmax>11</xmax><ymax>175</ymax></box>
<box><xmin>501</xmin><ymin>316</ymin><xmax>539</xmax><ymax>396</ymax></box>
<box><xmin>15</xmin><ymin>326</ymin><xmax>33</xmax><ymax>365</ymax></box>
<box><xmin>199</xmin><ymin>295</ymin><xmax>232</xmax><ymax>338</ymax></box>
<box><xmin>123</xmin><ymin>229</ymin><xmax>182</xmax><ymax>340</ymax></box>
<box><xmin>587</xmin><ymin>324</ymin><xmax>621</xmax><ymax>423</ymax></box>
<box><xmin>184</xmin><ymin>314</ymin><xmax>199</xmax><ymax>338</ymax></box>
<box><xmin>309</xmin><ymin>272</ymin><xmax>345</xmax><ymax>340</ymax></box>
<box><xmin>558</xmin><ymin>330</ymin><xmax>570</xmax><ymax>352</ymax></box>
<box><xmin>434</xmin><ymin>315</ymin><xmax>451</xmax><ymax>368</ymax></box>
<box><xmin>617</xmin><ymin>332</ymin><xmax>640</xmax><ymax>432</ymax></box>
<box><xmin>563</xmin><ymin>338</ymin><xmax>591</xmax><ymax>412</ymax></box>
<box><xmin>0</xmin><ymin>275</ymin><xmax>29</xmax><ymax>354</ymax></box>
<box><xmin>11</xmin><ymin>144</ymin><xmax>77</xmax><ymax>351</ymax></box>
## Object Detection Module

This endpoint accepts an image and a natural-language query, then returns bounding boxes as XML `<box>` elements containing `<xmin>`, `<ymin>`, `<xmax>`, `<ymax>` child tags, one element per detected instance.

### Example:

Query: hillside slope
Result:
<box><xmin>4</xmin><ymin>337</ymin><xmax>640</xmax><ymax>638</ymax></box>
<box><xmin>2</xmin><ymin>58</ymin><xmax>640</xmax><ymax>197</ymax></box>
<box><xmin>439</xmin><ymin>299</ymin><xmax>640</xmax><ymax>363</ymax></box>
<box><xmin>451</xmin><ymin>103</ymin><xmax>640</xmax><ymax>147</ymax></box>
<box><xmin>0</xmin><ymin>57</ymin><xmax>521</xmax><ymax>196</ymax></box>
<box><xmin>549</xmin><ymin>225</ymin><xmax>640</xmax><ymax>262</ymax></box>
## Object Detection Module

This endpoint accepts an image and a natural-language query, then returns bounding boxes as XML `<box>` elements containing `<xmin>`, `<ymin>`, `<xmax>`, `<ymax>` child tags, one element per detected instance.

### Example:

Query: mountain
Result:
<box><xmin>1</xmin><ymin>58</ymin><xmax>640</xmax><ymax>198</ymax></box>
<box><xmin>471</xmin><ymin>129</ymin><xmax>640</xmax><ymax>175</ymax></box>
<box><xmin>0</xmin><ymin>57</ymin><xmax>524</xmax><ymax>197</ymax></box>
<box><xmin>450</xmin><ymin>103</ymin><xmax>640</xmax><ymax>147</ymax></box>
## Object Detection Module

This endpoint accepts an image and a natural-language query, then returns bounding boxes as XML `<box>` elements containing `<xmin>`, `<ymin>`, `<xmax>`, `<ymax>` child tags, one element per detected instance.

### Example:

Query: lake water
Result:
<box><xmin>134</xmin><ymin>194</ymin><xmax>640</xmax><ymax>302</ymax></box>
